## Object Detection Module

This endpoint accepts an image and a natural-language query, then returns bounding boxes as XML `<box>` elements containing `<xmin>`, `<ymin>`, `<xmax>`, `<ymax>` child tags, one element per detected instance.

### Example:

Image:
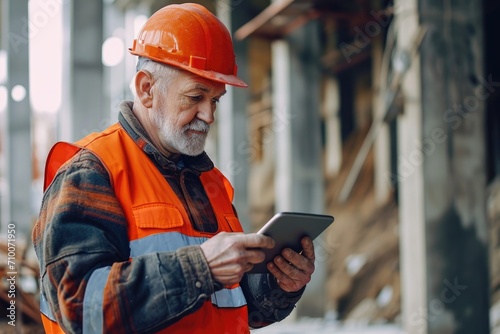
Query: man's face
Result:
<box><xmin>149</xmin><ymin>71</ymin><xmax>226</xmax><ymax>156</ymax></box>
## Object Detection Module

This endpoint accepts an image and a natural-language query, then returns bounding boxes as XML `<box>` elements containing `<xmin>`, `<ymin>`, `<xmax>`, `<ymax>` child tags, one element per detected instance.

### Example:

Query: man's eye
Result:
<box><xmin>188</xmin><ymin>95</ymin><xmax>202</xmax><ymax>102</ymax></box>
<box><xmin>212</xmin><ymin>97</ymin><xmax>220</xmax><ymax>104</ymax></box>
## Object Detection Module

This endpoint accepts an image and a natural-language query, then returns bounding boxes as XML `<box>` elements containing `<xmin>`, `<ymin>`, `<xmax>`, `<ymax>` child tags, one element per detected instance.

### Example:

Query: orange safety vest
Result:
<box><xmin>40</xmin><ymin>123</ymin><xmax>249</xmax><ymax>333</ymax></box>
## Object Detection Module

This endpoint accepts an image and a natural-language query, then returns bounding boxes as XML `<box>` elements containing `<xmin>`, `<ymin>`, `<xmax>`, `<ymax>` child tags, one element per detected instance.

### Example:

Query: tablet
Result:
<box><xmin>248</xmin><ymin>212</ymin><xmax>334</xmax><ymax>273</ymax></box>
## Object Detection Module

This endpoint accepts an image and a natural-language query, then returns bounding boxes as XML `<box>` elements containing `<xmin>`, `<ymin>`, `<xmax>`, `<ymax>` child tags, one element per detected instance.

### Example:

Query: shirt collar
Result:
<box><xmin>118</xmin><ymin>101</ymin><xmax>214</xmax><ymax>173</ymax></box>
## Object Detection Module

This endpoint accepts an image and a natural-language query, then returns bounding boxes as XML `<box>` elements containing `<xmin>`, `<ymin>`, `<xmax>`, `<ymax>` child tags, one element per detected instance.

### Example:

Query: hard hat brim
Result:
<box><xmin>186</xmin><ymin>68</ymin><xmax>248</xmax><ymax>88</ymax></box>
<box><xmin>130</xmin><ymin>50</ymin><xmax>248</xmax><ymax>88</ymax></box>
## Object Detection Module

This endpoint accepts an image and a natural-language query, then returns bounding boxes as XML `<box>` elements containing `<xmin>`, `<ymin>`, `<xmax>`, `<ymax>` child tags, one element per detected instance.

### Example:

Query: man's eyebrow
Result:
<box><xmin>190</xmin><ymin>84</ymin><xmax>226</xmax><ymax>96</ymax></box>
<box><xmin>192</xmin><ymin>84</ymin><xmax>209</xmax><ymax>92</ymax></box>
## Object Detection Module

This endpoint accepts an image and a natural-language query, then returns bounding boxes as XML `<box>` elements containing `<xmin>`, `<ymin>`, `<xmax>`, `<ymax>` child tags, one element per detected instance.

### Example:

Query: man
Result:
<box><xmin>33</xmin><ymin>3</ymin><xmax>315</xmax><ymax>333</ymax></box>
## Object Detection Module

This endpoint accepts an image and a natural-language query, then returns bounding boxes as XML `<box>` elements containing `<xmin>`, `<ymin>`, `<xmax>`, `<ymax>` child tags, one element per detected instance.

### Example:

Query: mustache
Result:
<box><xmin>185</xmin><ymin>119</ymin><xmax>210</xmax><ymax>133</ymax></box>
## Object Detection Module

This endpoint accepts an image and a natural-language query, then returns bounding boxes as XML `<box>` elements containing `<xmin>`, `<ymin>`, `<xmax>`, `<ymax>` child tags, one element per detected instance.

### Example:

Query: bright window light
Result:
<box><xmin>102</xmin><ymin>37</ymin><xmax>125</xmax><ymax>67</ymax></box>
<box><xmin>11</xmin><ymin>85</ymin><xmax>27</xmax><ymax>102</ymax></box>
<box><xmin>29</xmin><ymin>0</ymin><xmax>63</xmax><ymax>114</ymax></box>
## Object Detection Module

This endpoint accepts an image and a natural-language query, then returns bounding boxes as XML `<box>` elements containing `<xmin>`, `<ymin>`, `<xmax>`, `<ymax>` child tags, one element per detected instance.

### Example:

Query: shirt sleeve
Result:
<box><xmin>240</xmin><ymin>273</ymin><xmax>305</xmax><ymax>328</ymax></box>
<box><xmin>32</xmin><ymin>150</ymin><xmax>215</xmax><ymax>333</ymax></box>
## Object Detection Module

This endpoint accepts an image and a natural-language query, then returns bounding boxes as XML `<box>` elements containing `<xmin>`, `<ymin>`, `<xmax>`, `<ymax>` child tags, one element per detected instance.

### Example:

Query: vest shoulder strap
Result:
<box><xmin>43</xmin><ymin>124</ymin><xmax>123</xmax><ymax>191</ymax></box>
<box><xmin>43</xmin><ymin>142</ymin><xmax>81</xmax><ymax>191</ymax></box>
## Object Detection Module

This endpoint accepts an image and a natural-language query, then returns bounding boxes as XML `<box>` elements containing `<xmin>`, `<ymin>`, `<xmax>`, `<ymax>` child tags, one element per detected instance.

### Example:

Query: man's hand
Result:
<box><xmin>267</xmin><ymin>236</ymin><xmax>315</xmax><ymax>292</ymax></box>
<box><xmin>200</xmin><ymin>232</ymin><xmax>275</xmax><ymax>287</ymax></box>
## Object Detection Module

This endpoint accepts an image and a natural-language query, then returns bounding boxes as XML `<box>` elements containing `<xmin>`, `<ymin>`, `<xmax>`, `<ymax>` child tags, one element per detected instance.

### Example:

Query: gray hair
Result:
<box><xmin>129</xmin><ymin>57</ymin><xmax>180</xmax><ymax>97</ymax></box>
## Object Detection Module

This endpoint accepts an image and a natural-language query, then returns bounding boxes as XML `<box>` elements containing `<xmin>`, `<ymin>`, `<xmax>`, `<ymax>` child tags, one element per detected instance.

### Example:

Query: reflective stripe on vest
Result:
<box><xmin>40</xmin><ymin>292</ymin><xmax>56</xmax><ymax>321</ymax></box>
<box><xmin>83</xmin><ymin>266</ymin><xmax>112</xmax><ymax>333</ymax></box>
<box><xmin>129</xmin><ymin>231</ymin><xmax>247</xmax><ymax>307</ymax></box>
<box><xmin>40</xmin><ymin>123</ymin><xmax>249</xmax><ymax>333</ymax></box>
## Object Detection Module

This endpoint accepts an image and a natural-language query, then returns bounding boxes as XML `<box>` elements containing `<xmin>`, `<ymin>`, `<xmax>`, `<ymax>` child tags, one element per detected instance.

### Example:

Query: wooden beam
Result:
<box><xmin>235</xmin><ymin>0</ymin><xmax>294</xmax><ymax>40</ymax></box>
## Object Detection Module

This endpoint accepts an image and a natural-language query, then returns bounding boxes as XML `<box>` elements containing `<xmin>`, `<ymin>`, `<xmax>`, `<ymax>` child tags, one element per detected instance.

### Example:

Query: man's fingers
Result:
<box><xmin>238</xmin><ymin>233</ymin><xmax>275</xmax><ymax>249</ymax></box>
<box><xmin>267</xmin><ymin>261</ymin><xmax>288</xmax><ymax>282</ymax></box>
<box><xmin>267</xmin><ymin>237</ymin><xmax>317</xmax><ymax>293</ymax></box>
<box><xmin>300</xmin><ymin>237</ymin><xmax>315</xmax><ymax>261</ymax></box>
<box><xmin>203</xmin><ymin>232</ymin><xmax>277</xmax><ymax>286</ymax></box>
<box><xmin>246</xmin><ymin>249</ymin><xmax>267</xmax><ymax>264</ymax></box>
<box><xmin>280</xmin><ymin>245</ymin><xmax>315</xmax><ymax>275</ymax></box>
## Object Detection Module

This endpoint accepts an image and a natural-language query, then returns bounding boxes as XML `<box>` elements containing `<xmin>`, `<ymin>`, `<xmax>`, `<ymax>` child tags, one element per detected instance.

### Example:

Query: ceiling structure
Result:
<box><xmin>234</xmin><ymin>0</ymin><xmax>375</xmax><ymax>41</ymax></box>
<box><xmin>110</xmin><ymin>0</ymin><xmax>374</xmax><ymax>26</ymax></box>
<box><xmin>107</xmin><ymin>0</ymin><xmax>380</xmax><ymax>73</ymax></box>
<box><xmin>110</xmin><ymin>0</ymin><xmax>269</xmax><ymax>14</ymax></box>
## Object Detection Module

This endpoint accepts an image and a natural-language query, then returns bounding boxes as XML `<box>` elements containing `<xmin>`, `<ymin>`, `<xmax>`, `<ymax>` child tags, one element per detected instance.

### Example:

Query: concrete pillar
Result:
<box><xmin>1</xmin><ymin>0</ymin><xmax>32</xmax><ymax>239</ymax></box>
<box><xmin>395</xmin><ymin>0</ymin><xmax>427</xmax><ymax>329</ymax></box>
<box><xmin>372</xmin><ymin>34</ymin><xmax>391</xmax><ymax>204</ymax></box>
<box><xmin>272</xmin><ymin>21</ymin><xmax>325</xmax><ymax>318</ymax></box>
<box><xmin>323</xmin><ymin>77</ymin><xmax>342</xmax><ymax>178</ymax></box>
<box><xmin>103</xmin><ymin>1</ymin><xmax>127</xmax><ymax>124</ymax></box>
<box><xmin>322</xmin><ymin>19</ymin><xmax>342</xmax><ymax>179</ymax></box>
<box><xmin>123</xmin><ymin>4</ymin><xmax>150</xmax><ymax>101</ymax></box>
<box><xmin>420</xmin><ymin>0</ymin><xmax>488</xmax><ymax>332</ymax></box>
<box><xmin>216</xmin><ymin>0</ymin><xmax>251</xmax><ymax>232</ymax></box>
<box><xmin>59</xmin><ymin>0</ymin><xmax>105</xmax><ymax>142</ymax></box>
<box><xmin>397</xmin><ymin>0</ymin><xmax>489</xmax><ymax>332</ymax></box>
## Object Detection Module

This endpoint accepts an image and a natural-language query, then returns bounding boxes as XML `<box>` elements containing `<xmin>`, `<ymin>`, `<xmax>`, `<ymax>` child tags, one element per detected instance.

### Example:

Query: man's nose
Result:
<box><xmin>197</xmin><ymin>100</ymin><xmax>215</xmax><ymax>125</ymax></box>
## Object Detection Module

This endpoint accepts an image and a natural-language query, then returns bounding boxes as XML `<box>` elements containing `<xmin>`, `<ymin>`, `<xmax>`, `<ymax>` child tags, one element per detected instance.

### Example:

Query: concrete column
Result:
<box><xmin>1</xmin><ymin>0</ymin><xmax>32</xmax><ymax>239</ymax></box>
<box><xmin>396</xmin><ymin>0</ymin><xmax>489</xmax><ymax>332</ymax></box>
<box><xmin>59</xmin><ymin>0</ymin><xmax>105</xmax><ymax>142</ymax></box>
<box><xmin>394</xmin><ymin>0</ymin><xmax>427</xmax><ymax>332</ymax></box>
<box><xmin>272</xmin><ymin>21</ymin><xmax>325</xmax><ymax>318</ymax></box>
<box><xmin>216</xmin><ymin>0</ymin><xmax>251</xmax><ymax>232</ymax></box>
<box><xmin>124</xmin><ymin>4</ymin><xmax>150</xmax><ymax>101</ymax></box>
<box><xmin>372</xmin><ymin>34</ymin><xmax>391</xmax><ymax>204</ymax></box>
<box><xmin>103</xmin><ymin>2</ymin><xmax>126</xmax><ymax>124</ymax></box>
<box><xmin>323</xmin><ymin>77</ymin><xmax>342</xmax><ymax>178</ymax></box>
<box><xmin>419</xmin><ymin>0</ymin><xmax>489</xmax><ymax>332</ymax></box>
<box><xmin>322</xmin><ymin>19</ymin><xmax>342</xmax><ymax>179</ymax></box>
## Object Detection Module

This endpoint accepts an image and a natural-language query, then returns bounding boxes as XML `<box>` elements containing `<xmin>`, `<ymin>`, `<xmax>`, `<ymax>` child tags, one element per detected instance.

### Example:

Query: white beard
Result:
<box><xmin>149</xmin><ymin>108</ymin><xmax>209</xmax><ymax>156</ymax></box>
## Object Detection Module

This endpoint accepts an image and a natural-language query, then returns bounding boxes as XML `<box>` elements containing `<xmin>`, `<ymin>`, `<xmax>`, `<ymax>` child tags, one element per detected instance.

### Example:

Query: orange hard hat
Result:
<box><xmin>129</xmin><ymin>3</ymin><xmax>247</xmax><ymax>88</ymax></box>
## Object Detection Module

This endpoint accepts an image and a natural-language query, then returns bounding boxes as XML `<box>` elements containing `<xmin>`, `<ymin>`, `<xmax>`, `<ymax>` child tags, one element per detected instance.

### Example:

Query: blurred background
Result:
<box><xmin>0</xmin><ymin>0</ymin><xmax>499</xmax><ymax>333</ymax></box>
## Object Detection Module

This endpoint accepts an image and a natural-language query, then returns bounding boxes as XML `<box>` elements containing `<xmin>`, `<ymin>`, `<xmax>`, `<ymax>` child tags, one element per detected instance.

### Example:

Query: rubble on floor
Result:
<box><xmin>324</xmin><ymin>126</ymin><xmax>401</xmax><ymax>325</ymax></box>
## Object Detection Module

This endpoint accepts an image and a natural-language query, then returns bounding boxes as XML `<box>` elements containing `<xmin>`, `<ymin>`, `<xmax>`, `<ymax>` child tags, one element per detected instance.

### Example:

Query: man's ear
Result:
<box><xmin>135</xmin><ymin>70</ymin><xmax>154</xmax><ymax>108</ymax></box>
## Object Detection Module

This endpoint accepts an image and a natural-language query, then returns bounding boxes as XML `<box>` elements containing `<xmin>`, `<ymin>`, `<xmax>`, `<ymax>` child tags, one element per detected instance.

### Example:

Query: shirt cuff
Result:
<box><xmin>175</xmin><ymin>246</ymin><xmax>215</xmax><ymax>297</ymax></box>
<box><xmin>269</xmin><ymin>275</ymin><xmax>306</xmax><ymax>305</ymax></box>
